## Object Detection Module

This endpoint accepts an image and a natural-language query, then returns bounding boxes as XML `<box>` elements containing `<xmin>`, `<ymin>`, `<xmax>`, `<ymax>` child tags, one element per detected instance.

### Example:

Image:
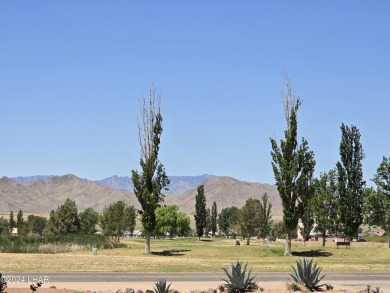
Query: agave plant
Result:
<box><xmin>0</xmin><ymin>273</ymin><xmax>7</xmax><ymax>293</ymax></box>
<box><xmin>222</xmin><ymin>261</ymin><xmax>258</xmax><ymax>293</ymax></box>
<box><xmin>289</xmin><ymin>258</ymin><xmax>326</xmax><ymax>291</ymax></box>
<box><xmin>153</xmin><ymin>278</ymin><xmax>172</xmax><ymax>293</ymax></box>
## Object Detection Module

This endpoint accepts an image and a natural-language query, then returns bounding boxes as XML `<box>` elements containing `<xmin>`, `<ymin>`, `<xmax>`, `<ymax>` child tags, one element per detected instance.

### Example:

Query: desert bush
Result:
<box><xmin>0</xmin><ymin>234</ymin><xmax>112</xmax><ymax>253</ymax></box>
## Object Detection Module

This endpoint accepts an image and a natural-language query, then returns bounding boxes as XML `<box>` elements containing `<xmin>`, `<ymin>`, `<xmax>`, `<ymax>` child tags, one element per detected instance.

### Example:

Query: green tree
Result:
<box><xmin>271</xmin><ymin>221</ymin><xmax>298</xmax><ymax>240</ymax></box>
<box><xmin>0</xmin><ymin>217</ymin><xmax>9</xmax><ymax>235</ymax></box>
<box><xmin>313</xmin><ymin>169</ymin><xmax>339</xmax><ymax>247</ymax></box>
<box><xmin>272</xmin><ymin>221</ymin><xmax>286</xmax><ymax>239</ymax></box>
<box><xmin>176</xmin><ymin>211</ymin><xmax>191</xmax><ymax>237</ymax></box>
<box><xmin>126</xmin><ymin>205</ymin><xmax>137</xmax><ymax>236</ymax></box>
<box><xmin>155</xmin><ymin>204</ymin><xmax>178</xmax><ymax>238</ymax></box>
<box><xmin>26</xmin><ymin>215</ymin><xmax>47</xmax><ymax>236</ymax></box>
<box><xmin>44</xmin><ymin>199</ymin><xmax>80</xmax><ymax>235</ymax></box>
<box><xmin>16</xmin><ymin>210</ymin><xmax>29</xmax><ymax>235</ymax></box>
<box><xmin>194</xmin><ymin>185</ymin><xmax>207</xmax><ymax>240</ymax></box>
<box><xmin>211</xmin><ymin>201</ymin><xmax>218</xmax><ymax>237</ymax></box>
<box><xmin>364</xmin><ymin>156</ymin><xmax>390</xmax><ymax>247</ymax></box>
<box><xmin>299</xmin><ymin>181</ymin><xmax>316</xmax><ymax>246</ymax></box>
<box><xmin>79</xmin><ymin>208</ymin><xmax>99</xmax><ymax>234</ymax></box>
<box><xmin>155</xmin><ymin>204</ymin><xmax>190</xmax><ymax>238</ymax></box>
<box><xmin>44</xmin><ymin>210</ymin><xmax>58</xmax><ymax>235</ymax></box>
<box><xmin>131</xmin><ymin>86</ymin><xmax>170</xmax><ymax>254</ymax></box>
<box><xmin>100</xmin><ymin>201</ymin><xmax>136</xmax><ymax>240</ymax></box>
<box><xmin>239</xmin><ymin>198</ymin><xmax>261</xmax><ymax>245</ymax></box>
<box><xmin>16</xmin><ymin>209</ymin><xmax>24</xmax><ymax>229</ymax></box>
<box><xmin>9</xmin><ymin>211</ymin><xmax>15</xmax><ymax>229</ymax></box>
<box><xmin>57</xmin><ymin>198</ymin><xmax>80</xmax><ymax>234</ymax></box>
<box><xmin>204</xmin><ymin>208</ymin><xmax>212</xmax><ymax>238</ymax></box>
<box><xmin>258</xmin><ymin>193</ymin><xmax>273</xmax><ymax>242</ymax></box>
<box><xmin>218</xmin><ymin>206</ymin><xmax>240</xmax><ymax>238</ymax></box>
<box><xmin>336</xmin><ymin>124</ymin><xmax>365</xmax><ymax>241</ymax></box>
<box><xmin>270</xmin><ymin>77</ymin><xmax>316</xmax><ymax>255</ymax></box>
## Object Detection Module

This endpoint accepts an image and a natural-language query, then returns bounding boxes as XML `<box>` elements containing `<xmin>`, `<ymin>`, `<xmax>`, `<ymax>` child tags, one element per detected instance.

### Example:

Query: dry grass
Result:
<box><xmin>0</xmin><ymin>237</ymin><xmax>389</xmax><ymax>272</ymax></box>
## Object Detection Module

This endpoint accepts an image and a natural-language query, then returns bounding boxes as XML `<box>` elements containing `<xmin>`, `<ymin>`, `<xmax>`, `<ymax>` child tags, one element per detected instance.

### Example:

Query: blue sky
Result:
<box><xmin>1</xmin><ymin>1</ymin><xmax>389</xmax><ymax>185</ymax></box>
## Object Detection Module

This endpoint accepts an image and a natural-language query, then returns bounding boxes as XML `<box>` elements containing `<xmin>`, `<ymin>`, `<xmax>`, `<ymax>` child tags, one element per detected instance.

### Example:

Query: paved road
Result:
<box><xmin>4</xmin><ymin>272</ymin><xmax>390</xmax><ymax>292</ymax></box>
<box><xmin>3</xmin><ymin>272</ymin><xmax>390</xmax><ymax>283</ymax></box>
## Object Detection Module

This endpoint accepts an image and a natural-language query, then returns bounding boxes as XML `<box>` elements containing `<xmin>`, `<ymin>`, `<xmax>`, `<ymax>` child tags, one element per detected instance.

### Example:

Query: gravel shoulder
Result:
<box><xmin>7</xmin><ymin>279</ymin><xmax>388</xmax><ymax>293</ymax></box>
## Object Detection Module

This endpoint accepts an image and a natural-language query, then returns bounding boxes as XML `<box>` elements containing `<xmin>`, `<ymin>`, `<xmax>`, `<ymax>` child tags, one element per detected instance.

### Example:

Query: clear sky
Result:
<box><xmin>1</xmin><ymin>2</ymin><xmax>389</xmax><ymax>185</ymax></box>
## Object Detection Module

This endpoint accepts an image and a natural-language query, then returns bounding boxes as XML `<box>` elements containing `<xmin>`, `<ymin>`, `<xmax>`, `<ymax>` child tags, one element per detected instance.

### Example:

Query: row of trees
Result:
<box><xmin>194</xmin><ymin>185</ymin><xmax>273</xmax><ymax>244</ymax></box>
<box><xmin>129</xmin><ymin>82</ymin><xmax>390</xmax><ymax>256</ymax></box>
<box><xmin>0</xmin><ymin>199</ymin><xmax>137</xmax><ymax>239</ymax></box>
<box><xmin>0</xmin><ymin>210</ymin><xmax>47</xmax><ymax>236</ymax></box>
<box><xmin>271</xmin><ymin>75</ymin><xmax>390</xmax><ymax>254</ymax></box>
<box><xmin>302</xmin><ymin>154</ymin><xmax>390</xmax><ymax>248</ymax></box>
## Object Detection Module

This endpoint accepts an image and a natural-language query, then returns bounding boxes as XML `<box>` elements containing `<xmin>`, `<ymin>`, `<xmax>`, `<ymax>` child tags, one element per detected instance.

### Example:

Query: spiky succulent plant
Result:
<box><xmin>153</xmin><ymin>278</ymin><xmax>171</xmax><ymax>293</ymax></box>
<box><xmin>222</xmin><ymin>261</ymin><xmax>258</xmax><ymax>293</ymax></box>
<box><xmin>0</xmin><ymin>273</ymin><xmax>7</xmax><ymax>293</ymax></box>
<box><xmin>289</xmin><ymin>258</ymin><xmax>326</xmax><ymax>291</ymax></box>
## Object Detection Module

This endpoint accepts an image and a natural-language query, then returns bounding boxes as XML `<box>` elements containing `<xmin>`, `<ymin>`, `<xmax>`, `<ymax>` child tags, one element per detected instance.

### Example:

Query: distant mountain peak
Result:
<box><xmin>51</xmin><ymin>174</ymin><xmax>82</xmax><ymax>182</ymax></box>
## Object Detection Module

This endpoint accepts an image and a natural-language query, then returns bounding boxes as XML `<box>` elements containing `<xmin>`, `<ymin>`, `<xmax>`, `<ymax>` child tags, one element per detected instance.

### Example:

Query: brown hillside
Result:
<box><xmin>0</xmin><ymin>174</ymin><xmax>140</xmax><ymax>214</ymax></box>
<box><xmin>165</xmin><ymin>176</ymin><xmax>282</xmax><ymax>217</ymax></box>
<box><xmin>0</xmin><ymin>175</ymin><xmax>281</xmax><ymax>217</ymax></box>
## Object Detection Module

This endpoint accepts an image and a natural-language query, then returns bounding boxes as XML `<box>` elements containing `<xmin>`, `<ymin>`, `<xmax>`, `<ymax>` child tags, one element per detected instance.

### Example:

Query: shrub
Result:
<box><xmin>0</xmin><ymin>234</ymin><xmax>112</xmax><ymax>253</ymax></box>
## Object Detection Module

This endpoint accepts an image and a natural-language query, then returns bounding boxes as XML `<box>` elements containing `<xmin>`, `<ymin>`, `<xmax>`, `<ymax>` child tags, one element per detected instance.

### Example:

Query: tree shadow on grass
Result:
<box><xmin>200</xmin><ymin>239</ymin><xmax>213</xmax><ymax>242</ymax></box>
<box><xmin>150</xmin><ymin>249</ymin><xmax>191</xmax><ymax>256</ymax></box>
<box><xmin>292</xmin><ymin>250</ymin><xmax>333</xmax><ymax>257</ymax></box>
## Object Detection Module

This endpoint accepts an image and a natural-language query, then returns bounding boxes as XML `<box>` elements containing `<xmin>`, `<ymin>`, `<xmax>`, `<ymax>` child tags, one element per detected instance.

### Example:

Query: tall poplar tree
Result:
<box><xmin>270</xmin><ymin>76</ymin><xmax>316</xmax><ymax>255</ymax></box>
<box><xmin>211</xmin><ymin>201</ymin><xmax>218</xmax><ymax>237</ymax></box>
<box><xmin>336</xmin><ymin>123</ymin><xmax>365</xmax><ymax>241</ymax></box>
<box><xmin>131</xmin><ymin>86</ymin><xmax>170</xmax><ymax>254</ymax></box>
<box><xmin>258</xmin><ymin>193</ymin><xmax>273</xmax><ymax>242</ymax></box>
<box><xmin>9</xmin><ymin>211</ymin><xmax>15</xmax><ymax>229</ymax></box>
<box><xmin>194</xmin><ymin>185</ymin><xmax>207</xmax><ymax>240</ymax></box>
<box><xmin>16</xmin><ymin>210</ymin><xmax>24</xmax><ymax>230</ymax></box>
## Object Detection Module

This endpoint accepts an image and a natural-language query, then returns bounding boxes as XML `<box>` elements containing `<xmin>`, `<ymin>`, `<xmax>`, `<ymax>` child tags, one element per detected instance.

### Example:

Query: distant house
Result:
<box><xmin>132</xmin><ymin>230</ymin><xmax>143</xmax><ymax>237</ymax></box>
<box><xmin>297</xmin><ymin>221</ymin><xmax>316</xmax><ymax>241</ymax></box>
<box><xmin>11</xmin><ymin>228</ymin><xmax>18</xmax><ymax>235</ymax></box>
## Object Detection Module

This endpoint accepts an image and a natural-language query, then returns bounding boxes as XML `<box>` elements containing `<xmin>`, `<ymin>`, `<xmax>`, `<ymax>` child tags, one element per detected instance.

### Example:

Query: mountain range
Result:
<box><xmin>1</xmin><ymin>174</ymin><xmax>281</xmax><ymax>217</ymax></box>
<box><xmin>93</xmin><ymin>174</ymin><xmax>215</xmax><ymax>194</ymax></box>
<box><xmin>11</xmin><ymin>174</ymin><xmax>215</xmax><ymax>195</ymax></box>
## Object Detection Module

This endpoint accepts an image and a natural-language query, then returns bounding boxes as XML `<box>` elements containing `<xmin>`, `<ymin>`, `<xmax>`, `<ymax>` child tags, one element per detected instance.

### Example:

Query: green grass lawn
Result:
<box><xmin>1</xmin><ymin>237</ymin><xmax>389</xmax><ymax>272</ymax></box>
